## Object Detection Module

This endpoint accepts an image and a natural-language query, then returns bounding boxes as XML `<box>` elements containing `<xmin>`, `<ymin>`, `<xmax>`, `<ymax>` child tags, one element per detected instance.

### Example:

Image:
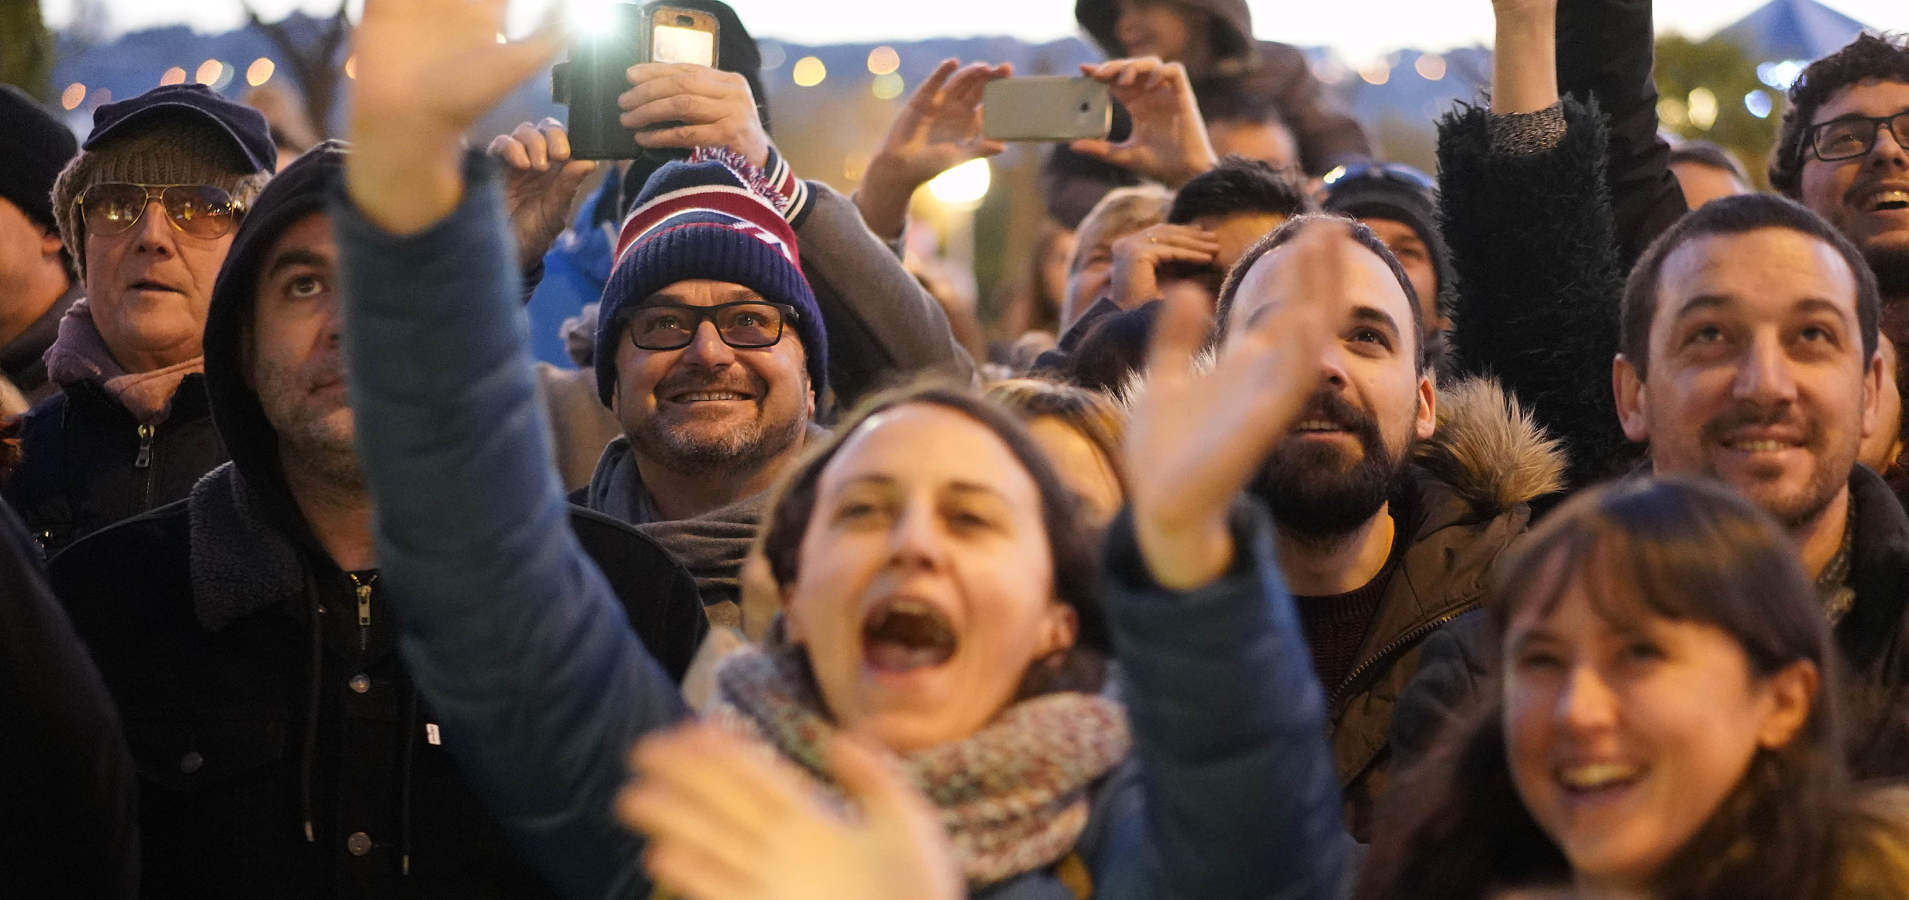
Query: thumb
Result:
<box><xmin>557</xmin><ymin>158</ymin><xmax>598</xmax><ymax>192</ymax></box>
<box><xmin>827</xmin><ymin>734</ymin><xmax>929</xmax><ymax>827</ymax></box>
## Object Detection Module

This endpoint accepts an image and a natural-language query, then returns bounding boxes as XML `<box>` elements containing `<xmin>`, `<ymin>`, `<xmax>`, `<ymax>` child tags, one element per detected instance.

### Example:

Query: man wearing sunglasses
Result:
<box><xmin>5</xmin><ymin>84</ymin><xmax>273</xmax><ymax>554</ymax></box>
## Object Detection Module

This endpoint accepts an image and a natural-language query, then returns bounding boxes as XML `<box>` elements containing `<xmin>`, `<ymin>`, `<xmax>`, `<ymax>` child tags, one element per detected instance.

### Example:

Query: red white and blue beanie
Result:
<box><xmin>595</xmin><ymin>148</ymin><xmax>826</xmax><ymax>407</ymax></box>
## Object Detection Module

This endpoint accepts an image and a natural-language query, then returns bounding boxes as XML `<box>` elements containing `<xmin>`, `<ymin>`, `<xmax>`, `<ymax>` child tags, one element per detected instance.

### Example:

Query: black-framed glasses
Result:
<box><xmin>1805</xmin><ymin>111</ymin><xmax>1909</xmax><ymax>163</ymax></box>
<box><xmin>77</xmin><ymin>182</ymin><xmax>244</xmax><ymax>239</ymax></box>
<box><xmin>626</xmin><ymin>300</ymin><xmax>798</xmax><ymax>351</ymax></box>
<box><xmin>1322</xmin><ymin>161</ymin><xmax>1437</xmax><ymax>193</ymax></box>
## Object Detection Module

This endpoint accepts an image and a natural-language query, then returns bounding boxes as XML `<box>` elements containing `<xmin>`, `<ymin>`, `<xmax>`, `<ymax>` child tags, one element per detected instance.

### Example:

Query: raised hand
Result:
<box><xmin>487</xmin><ymin>118</ymin><xmax>598</xmax><ymax>266</ymax></box>
<box><xmin>1108</xmin><ymin>223</ymin><xmax>1219</xmax><ymax>308</ymax></box>
<box><xmin>616</xmin><ymin>723</ymin><xmax>962</xmax><ymax>900</ymax></box>
<box><xmin>1490</xmin><ymin>0</ymin><xmax>1559</xmax><ymax>115</ymax></box>
<box><xmin>1070</xmin><ymin>57</ymin><xmax>1219</xmax><ymax>189</ymax></box>
<box><xmin>1124</xmin><ymin>229</ymin><xmax>1339</xmax><ymax>590</ymax></box>
<box><xmin>347</xmin><ymin>0</ymin><xmax>565</xmax><ymax>234</ymax></box>
<box><xmin>619</xmin><ymin>63</ymin><xmax>772</xmax><ymax>166</ymax></box>
<box><xmin>854</xmin><ymin>59</ymin><xmax>1012</xmax><ymax>239</ymax></box>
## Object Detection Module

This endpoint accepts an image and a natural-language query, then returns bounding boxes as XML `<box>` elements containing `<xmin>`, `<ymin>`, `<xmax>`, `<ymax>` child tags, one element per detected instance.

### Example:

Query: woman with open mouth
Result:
<box><xmin>1359</xmin><ymin>477</ymin><xmax>1909</xmax><ymax>898</ymax></box>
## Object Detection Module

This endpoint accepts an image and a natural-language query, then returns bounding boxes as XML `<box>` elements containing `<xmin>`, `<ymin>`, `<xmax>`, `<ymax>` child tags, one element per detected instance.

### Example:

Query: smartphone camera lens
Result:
<box><xmin>675</xmin><ymin>15</ymin><xmax>694</xmax><ymax>25</ymax></box>
<box><xmin>1078</xmin><ymin>102</ymin><xmax>1090</xmax><ymax>111</ymax></box>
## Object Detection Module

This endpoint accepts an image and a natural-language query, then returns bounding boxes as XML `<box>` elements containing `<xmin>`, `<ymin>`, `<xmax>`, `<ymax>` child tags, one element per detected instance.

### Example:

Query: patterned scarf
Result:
<box><xmin>708</xmin><ymin>645</ymin><xmax>1131</xmax><ymax>888</ymax></box>
<box><xmin>43</xmin><ymin>298</ymin><xmax>202</xmax><ymax>425</ymax></box>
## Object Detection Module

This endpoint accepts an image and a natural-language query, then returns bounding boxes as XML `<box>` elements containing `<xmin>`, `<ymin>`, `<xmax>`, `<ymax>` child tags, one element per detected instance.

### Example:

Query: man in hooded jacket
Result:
<box><xmin>47</xmin><ymin>143</ymin><xmax>707</xmax><ymax>898</ymax></box>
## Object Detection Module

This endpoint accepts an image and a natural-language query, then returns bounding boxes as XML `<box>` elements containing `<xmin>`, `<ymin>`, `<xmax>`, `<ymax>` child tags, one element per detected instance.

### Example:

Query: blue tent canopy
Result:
<box><xmin>1712</xmin><ymin>0</ymin><xmax>1874</xmax><ymax>63</ymax></box>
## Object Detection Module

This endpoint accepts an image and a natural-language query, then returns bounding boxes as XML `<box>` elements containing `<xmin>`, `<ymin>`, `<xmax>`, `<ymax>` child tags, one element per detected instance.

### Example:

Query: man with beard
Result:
<box><xmin>46</xmin><ymin>144</ymin><xmax>705</xmax><ymax>897</ymax></box>
<box><xmin>1202</xmin><ymin>213</ymin><xmax>1565</xmax><ymax>839</ymax></box>
<box><xmin>574</xmin><ymin>154</ymin><xmax>833</xmax><ymax>625</ymax></box>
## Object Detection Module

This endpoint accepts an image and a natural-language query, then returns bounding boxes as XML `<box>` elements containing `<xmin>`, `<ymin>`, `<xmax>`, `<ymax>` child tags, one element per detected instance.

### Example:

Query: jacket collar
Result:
<box><xmin>1839</xmin><ymin>464</ymin><xmax>1909</xmax><ymax>670</ymax></box>
<box><xmin>187</xmin><ymin>461</ymin><xmax>309</xmax><ymax>632</ymax></box>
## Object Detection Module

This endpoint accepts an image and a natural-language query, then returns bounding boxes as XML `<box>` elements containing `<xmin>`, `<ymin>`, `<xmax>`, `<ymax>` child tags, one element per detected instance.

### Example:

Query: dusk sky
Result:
<box><xmin>38</xmin><ymin>0</ymin><xmax>1907</xmax><ymax>65</ymax></box>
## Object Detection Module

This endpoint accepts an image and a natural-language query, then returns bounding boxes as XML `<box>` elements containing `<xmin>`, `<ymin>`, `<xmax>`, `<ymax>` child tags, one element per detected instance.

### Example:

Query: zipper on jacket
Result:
<box><xmin>133</xmin><ymin>423</ymin><xmax>155</xmax><ymax>468</ymax></box>
<box><xmin>347</xmin><ymin>572</ymin><xmax>378</xmax><ymax>652</ymax></box>
<box><xmin>1328</xmin><ymin>605</ymin><xmax>1474</xmax><ymax>714</ymax></box>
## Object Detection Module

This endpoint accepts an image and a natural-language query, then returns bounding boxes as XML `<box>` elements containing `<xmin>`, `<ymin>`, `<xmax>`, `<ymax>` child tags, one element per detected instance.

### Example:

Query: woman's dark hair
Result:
<box><xmin>759</xmin><ymin>381</ymin><xmax>1110</xmax><ymax>698</ymax></box>
<box><xmin>1360</xmin><ymin>477</ymin><xmax>1868</xmax><ymax>899</ymax></box>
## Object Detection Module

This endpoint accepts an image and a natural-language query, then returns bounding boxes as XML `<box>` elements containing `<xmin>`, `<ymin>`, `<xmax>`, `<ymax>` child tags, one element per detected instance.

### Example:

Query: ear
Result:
<box><xmin>39</xmin><ymin>227</ymin><xmax>63</xmax><ymax>260</ymax></box>
<box><xmin>1413</xmin><ymin>371</ymin><xmax>1437</xmax><ymax>441</ymax></box>
<box><xmin>1613</xmin><ymin>354</ymin><xmax>1651</xmax><ymax>443</ymax></box>
<box><xmin>1861</xmin><ymin>344</ymin><xmax>1886</xmax><ymax>440</ymax></box>
<box><xmin>1756</xmin><ymin>658</ymin><xmax>1820</xmax><ymax>750</ymax></box>
<box><xmin>1038</xmin><ymin>601</ymin><xmax>1080</xmax><ymax>658</ymax></box>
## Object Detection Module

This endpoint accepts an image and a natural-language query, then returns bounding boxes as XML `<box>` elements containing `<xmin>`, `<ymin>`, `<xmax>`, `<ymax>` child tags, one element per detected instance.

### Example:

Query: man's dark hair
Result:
<box><xmin>1213</xmin><ymin>213</ymin><xmax>1428</xmax><ymax>373</ymax></box>
<box><xmin>1166</xmin><ymin>156</ymin><xmax>1311</xmax><ymax>226</ymax></box>
<box><xmin>1670</xmin><ymin>140</ymin><xmax>1752</xmax><ymax>184</ymax></box>
<box><xmin>1620</xmin><ymin>193</ymin><xmax>1880</xmax><ymax>381</ymax></box>
<box><xmin>1769</xmin><ymin>32</ymin><xmax>1909</xmax><ymax>198</ymax></box>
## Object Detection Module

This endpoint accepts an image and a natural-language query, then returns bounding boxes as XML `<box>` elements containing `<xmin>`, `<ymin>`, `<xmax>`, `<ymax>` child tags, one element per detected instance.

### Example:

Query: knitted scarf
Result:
<box><xmin>43</xmin><ymin>298</ymin><xmax>202</xmax><ymax>425</ymax></box>
<box><xmin>708</xmin><ymin>645</ymin><xmax>1131</xmax><ymax>888</ymax></box>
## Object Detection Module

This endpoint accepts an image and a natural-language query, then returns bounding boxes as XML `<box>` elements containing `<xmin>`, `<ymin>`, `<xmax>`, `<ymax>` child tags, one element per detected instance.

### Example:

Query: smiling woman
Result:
<box><xmin>1359</xmin><ymin>477</ymin><xmax>1909</xmax><ymax>899</ymax></box>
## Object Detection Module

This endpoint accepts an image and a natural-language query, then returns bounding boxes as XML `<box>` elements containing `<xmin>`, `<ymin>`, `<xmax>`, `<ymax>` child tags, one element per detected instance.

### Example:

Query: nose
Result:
<box><xmin>131</xmin><ymin>198</ymin><xmax>177</xmax><ymax>255</ymax></box>
<box><xmin>886</xmin><ymin>498</ymin><xmax>946</xmax><ymax>572</ymax></box>
<box><xmin>1868</xmin><ymin>118</ymin><xmax>1909</xmax><ymax>169</ymax></box>
<box><xmin>1316</xmin><ymin>339</ymin><xmax>1350</xmax><ymax>388</ymax></box>
<box><xmin>1555</xmin><ymin>663</ymin><xmax>1620</xmax><ymax>735</ymax></box>
<box><xmin>1731</xmin><ymin>331</ymin><xmax>1798</xmax><ymax>405</ymax></box>
<box><xmin>677</xmin><ymin>318</ymin><xmax>737</xmax><ymax>367</ymax></box>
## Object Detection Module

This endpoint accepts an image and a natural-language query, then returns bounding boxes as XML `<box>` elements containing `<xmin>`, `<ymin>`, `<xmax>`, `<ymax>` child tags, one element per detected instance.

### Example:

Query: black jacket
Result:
<box><xmin>0</xmin><ymin>496</ymin><xmax>139</xmax><ymax>899</ymax></box>
<box><xmin>4</xmin><ymin>374</ymin><xmax>225</xmax><ymax>556</ymax></box>
<box><xmin>46</xmin><ymin>143</ymin><xmax>709</xmax><ymax>899</ymax></box>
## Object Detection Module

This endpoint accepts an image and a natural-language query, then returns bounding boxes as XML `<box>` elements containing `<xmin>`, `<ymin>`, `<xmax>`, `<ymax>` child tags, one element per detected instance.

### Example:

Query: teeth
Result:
<box><xmin>1869</xmin><ymin>190</ymin><xmax>1909</xmax><ymax>211</ymax></box>
<box><xmin>1730</xmin><ymin>440</ymin><xmax>1791</xmax><ymax>452</ymax></box>
<box><xmin>677</xmin><ymin>392</ymin><xmax>745</xmax><ymax>402</ymax></box>
<box><xmin>1559</xmin><ymin>763</ymin><xmax>1641</xmax><ymax>790</ymax></box>
<box><xmin>1294</xmin><ymin>419</ymin><xmax>1340</xmax><ymax>431</ymax></box>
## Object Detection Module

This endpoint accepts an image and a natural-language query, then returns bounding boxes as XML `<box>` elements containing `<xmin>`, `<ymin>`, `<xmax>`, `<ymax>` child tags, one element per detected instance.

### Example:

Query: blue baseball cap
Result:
<box><xmin>83</xmin><ymin>84</ymin><xmax>274</xmax><ymax>175</ymax></box>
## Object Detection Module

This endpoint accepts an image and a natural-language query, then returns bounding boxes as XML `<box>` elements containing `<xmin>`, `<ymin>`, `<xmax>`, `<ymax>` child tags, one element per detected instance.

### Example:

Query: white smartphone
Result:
<box><xmin>982</xmin><ymin>77</ymin><xmax>1113</xmax><ymax>142</ymax></box>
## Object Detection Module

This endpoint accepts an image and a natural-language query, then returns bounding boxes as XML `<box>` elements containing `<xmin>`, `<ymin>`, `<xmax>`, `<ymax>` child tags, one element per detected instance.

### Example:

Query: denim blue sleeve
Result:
<box><xmin>330</xmin><ymin>155</ymin><xmax>684</xmax><ymax>900</ymax></box>
<box><xmin>1096</xmin><ymin>501</ymin><xmax>1358</xmax><ymax>900</ymax></box>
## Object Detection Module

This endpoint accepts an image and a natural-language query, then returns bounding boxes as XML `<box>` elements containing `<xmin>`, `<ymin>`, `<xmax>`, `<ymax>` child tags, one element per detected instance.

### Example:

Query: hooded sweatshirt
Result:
<box><xmin>48</xmin><ymin>143</ymin><xmax>708</xmax><ymax>898</ymax></box>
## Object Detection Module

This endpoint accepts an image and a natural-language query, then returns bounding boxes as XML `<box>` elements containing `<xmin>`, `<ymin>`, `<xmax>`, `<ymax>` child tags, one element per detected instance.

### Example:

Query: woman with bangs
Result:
<box><xmin>985</xmin><ymin>378</ymin><xmax>1129</xmax><ymax>529</ymax></box>
<box><xmin>330</xmin><ymin>2</ymin><xmax>1360</xmax><ymax>897</ymax></box>
<box><xmin>1360</xmin><ymin>477</ymin><xmax>1909</xmax><ymax>899</ymax></box>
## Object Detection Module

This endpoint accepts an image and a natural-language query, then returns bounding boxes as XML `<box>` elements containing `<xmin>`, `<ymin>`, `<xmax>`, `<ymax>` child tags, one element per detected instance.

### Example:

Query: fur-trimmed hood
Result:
<box><xmin>1118</xmin><ymin>355</ymin><xmax>1566</xmax><ymax>515</ymax></box>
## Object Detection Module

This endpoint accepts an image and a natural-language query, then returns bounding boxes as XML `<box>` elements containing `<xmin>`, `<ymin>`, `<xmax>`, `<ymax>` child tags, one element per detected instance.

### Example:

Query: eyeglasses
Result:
<box><xmin>626</xmin><ymin>300</ymin><xmax>798</xmax><ymax>351</ymax></box>
<box><xmin>77</xmin><ymin>182</ymin><xmax>244</xmax><ymax>240</ymax></box>
<box><xmin>1805</xmin><ymin>111</ymin><xmax>1909</xmax><ymax>163</ymax></box>
<box><xmin>1322</xmin><ymin>161</ymin><xmax>1437</xmax><ymax>193</ymax></box>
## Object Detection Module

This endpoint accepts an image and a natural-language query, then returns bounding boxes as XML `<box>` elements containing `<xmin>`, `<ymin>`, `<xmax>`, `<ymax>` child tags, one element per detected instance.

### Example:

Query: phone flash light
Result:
<box><xmin>566</xmin><ymin>0</ymin><xmax>619</xmax><ymax>36</ymax></box>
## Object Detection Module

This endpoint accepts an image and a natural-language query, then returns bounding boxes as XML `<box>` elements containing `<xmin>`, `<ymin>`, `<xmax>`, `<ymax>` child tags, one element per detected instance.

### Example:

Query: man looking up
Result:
<box><xmin>48</xmin><ymin>144</ymin><xmax>704</xmax><ymax>897</ymax></box>
<box><xmin>5</xmin><ymin>84</ymin><xmax>274</xmax><ymax>553</ymax></box>
<box><xmin>1198</xmin><ymin>214</ymin><xmax>1563</xmax><ymax>838</ymax></box>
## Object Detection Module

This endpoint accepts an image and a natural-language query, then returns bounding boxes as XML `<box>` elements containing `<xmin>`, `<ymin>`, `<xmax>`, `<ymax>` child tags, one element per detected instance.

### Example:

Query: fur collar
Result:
<box><xmin>1118</xmin><ymin>353</ymin><xmax>1565</xmax><ymax>516</ymax></box>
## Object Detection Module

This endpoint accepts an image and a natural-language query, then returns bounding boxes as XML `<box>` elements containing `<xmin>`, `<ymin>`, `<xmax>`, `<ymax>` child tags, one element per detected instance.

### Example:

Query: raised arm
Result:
<box><xmin>1096</xmin><ymin>265</ymin><xmax>1354</xmax><ymax>897</ymax></box>
<box><xmin>337</xmin><ymin>4</ymin><xmax>683</xmax><ymax>896</ymax></box>
<box><xmin>1441</xmin><ymin>0</ymin><xmax>1635</xmax><ymax>490</ymax></box>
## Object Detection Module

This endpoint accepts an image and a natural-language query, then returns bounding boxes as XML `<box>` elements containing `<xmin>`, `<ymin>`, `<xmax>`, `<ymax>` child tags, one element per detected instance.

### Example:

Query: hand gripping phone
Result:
<box><xmin>552</xmin><ymin>2</ymin><xmax>721</xmax><ymax>160</ymax></box>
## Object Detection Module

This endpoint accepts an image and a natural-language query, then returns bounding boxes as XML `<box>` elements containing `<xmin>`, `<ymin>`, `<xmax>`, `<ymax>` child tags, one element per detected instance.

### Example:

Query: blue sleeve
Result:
<box><xmin>1095</xmin><ymin>502</ymin><xmax>1357</xmax><ymax>900</ymax></box>
<box><xmin>329</xmin><ymin>155</ymin><xmax>684</xmax><ymax>900</ymax></box>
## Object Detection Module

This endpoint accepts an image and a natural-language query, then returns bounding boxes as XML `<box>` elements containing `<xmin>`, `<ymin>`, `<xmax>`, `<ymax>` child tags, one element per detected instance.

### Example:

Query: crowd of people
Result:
<box><xmin>2</xmin><ymin>0</ymin><xmax>1909</xmax><ymax>896</ymax></box>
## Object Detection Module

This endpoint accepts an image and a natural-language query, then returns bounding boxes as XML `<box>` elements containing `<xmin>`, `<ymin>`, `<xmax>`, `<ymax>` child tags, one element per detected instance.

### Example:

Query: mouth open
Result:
<box><xmin>665</xmin><ymin>389</ymin><xmax>755</xmax><ymax>403</ymax></box>
<box><xmin>1291</xmin><ymin>418</ymin><xmax>1350</xmax><ymax>434</ymax></box>
<box><xmin>1865</xmin><ymin>189</ymin><xmax>1909</xmax><ymax>213</ymax></box>
<box><xmin>1556</xmin><ymin>762</ymin><xmax>1645</xmax><ymax>802</ymax></box>
<box><xmin>862</xmin><ymin>599</ymin><xmax>957</xmax><ymax>674</ymax></box>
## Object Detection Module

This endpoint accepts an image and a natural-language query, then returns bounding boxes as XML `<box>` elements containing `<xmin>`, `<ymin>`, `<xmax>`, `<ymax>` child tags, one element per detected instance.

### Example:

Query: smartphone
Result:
<box><xmin>982</xmin><ymin>77</ymin><xmax>1112</xmax><ymax>142</ymax></box>
<box><xmin>553</xmin><ymin>2</ymin><xmax>721</xmax><ymax>160</ymax></box>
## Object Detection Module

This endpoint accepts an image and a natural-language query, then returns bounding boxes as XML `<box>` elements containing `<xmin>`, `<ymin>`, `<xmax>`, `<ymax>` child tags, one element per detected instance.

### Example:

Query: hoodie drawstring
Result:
<box><xmin>300</xmin><ymin>568</ymin><xmax>324</xmax><ymax>844</ymax></box>
<box><xmin>401</xmin><ymin>683</ymin><xmax>419</xmax><ymax>876</ymax></box>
